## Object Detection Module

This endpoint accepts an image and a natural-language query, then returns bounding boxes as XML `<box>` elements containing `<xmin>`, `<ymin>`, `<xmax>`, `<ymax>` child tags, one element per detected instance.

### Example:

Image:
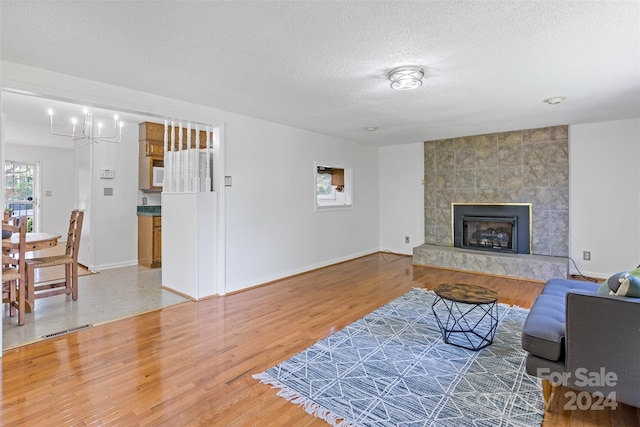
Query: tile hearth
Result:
<box><xmin>413</xmin><ymin>244</ymin><xmax>568</xmax><ymax>282</ymax></box>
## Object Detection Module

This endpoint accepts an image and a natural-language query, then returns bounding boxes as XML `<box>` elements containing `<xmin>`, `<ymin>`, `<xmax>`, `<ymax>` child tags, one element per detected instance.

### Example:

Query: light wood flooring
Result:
<box><xmin>1</xmin><ymin>253</ymin><xmax>638</xmax><ymax>426</ymax></box>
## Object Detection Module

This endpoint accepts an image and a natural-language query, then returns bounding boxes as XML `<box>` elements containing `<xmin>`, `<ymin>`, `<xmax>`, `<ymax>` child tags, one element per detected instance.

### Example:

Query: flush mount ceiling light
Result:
<box><xmin>364</xmin><ymin>127</ymin><xmax>377</xmax><ymax>132</ymax></box>
<box><xmin>543</xmin><ymin>96</ymin><xmax>567</xmax><ymax>105</ymax></box>
<box><xmin>388</xmin><ymin>66</ymin><xmax>424</xmax><ymax>90</ymax></box>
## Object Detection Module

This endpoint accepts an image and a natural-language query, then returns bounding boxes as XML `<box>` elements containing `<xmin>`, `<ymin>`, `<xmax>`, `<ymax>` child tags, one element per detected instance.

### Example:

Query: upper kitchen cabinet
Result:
<box><xmin>140</xmin><ymin>122</ymin><xmax>209</xmax><ymax>152</ymax></box>
<box><xmin>139</xmin><ymin>122</ymin><xmax>164</xmax><ymax>191</ymax></box>
<box><xmin>139</xmin><ymin>122</ymin><xmax>166</xmax><ymax>157</ymax></box>
<box><xmin>139</xmin><ymin>122</ymin><xmax>213</xmax><ymax>191</ymax></box>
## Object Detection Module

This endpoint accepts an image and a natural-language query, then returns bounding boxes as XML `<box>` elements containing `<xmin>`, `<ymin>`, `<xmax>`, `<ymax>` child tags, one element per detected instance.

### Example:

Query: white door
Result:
<box><xmin>4</xmin><ymin>160</ymin><xmax>40</xmax><ymax>231</ymax></box>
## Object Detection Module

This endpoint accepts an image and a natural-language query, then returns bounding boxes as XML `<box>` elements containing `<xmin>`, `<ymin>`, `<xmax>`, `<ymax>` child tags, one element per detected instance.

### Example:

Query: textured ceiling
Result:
<box><xmin>1</xmin><ymin>1</ymin><xmax>639</xmax><ymax>146</ymax></box>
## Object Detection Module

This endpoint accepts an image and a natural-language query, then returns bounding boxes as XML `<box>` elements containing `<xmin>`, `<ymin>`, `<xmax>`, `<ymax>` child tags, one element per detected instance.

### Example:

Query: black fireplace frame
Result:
<box><xmin>452</xmin><ymin>203</ymin><xmax>532</xmax><ymax>255</ymax></box>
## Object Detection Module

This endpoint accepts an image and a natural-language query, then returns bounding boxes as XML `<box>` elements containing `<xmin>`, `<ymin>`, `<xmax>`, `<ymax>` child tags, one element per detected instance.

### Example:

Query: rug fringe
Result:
<box><xmin>253</xmin><ymin>372</ymin><xmax>362</xmax><ymax>427</ymax></box>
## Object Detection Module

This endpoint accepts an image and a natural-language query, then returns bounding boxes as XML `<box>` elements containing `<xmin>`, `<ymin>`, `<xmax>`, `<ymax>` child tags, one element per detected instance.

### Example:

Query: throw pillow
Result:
<box><xmin>599</xmin><ymin>269</ymin><xmax>640</xmax><ymax>297</ymax></box>
<box><xmin>598</xmin><ymin>272</ymin><xmax>624</xmax><ymax>295</ymax></box>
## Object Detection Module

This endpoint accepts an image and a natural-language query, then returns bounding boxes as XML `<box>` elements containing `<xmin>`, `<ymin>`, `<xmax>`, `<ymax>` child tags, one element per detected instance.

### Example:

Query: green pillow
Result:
<box><xmin>599</xmin><ymin>268</ymin><xmax>640</xmax><ymax>297</ymax></box>
<box><xmin>598</xmin><ymin>272</ymin><xmax>623</xmax><ymax>294</ymax></box>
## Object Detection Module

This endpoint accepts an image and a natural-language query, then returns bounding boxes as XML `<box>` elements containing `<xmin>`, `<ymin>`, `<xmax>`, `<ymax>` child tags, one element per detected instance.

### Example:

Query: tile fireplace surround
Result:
<box><xmin>414</xmin><ymin>126</ymin><xmax>569</xmax><ymax>282</ymax></box>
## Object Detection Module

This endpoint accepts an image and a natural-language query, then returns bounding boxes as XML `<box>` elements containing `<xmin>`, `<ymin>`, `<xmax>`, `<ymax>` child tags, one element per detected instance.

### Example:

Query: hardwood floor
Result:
<box><xmin>1</xmin><ymin>253</ymin><xmax>638</xmax><ymax>426</ymax></box>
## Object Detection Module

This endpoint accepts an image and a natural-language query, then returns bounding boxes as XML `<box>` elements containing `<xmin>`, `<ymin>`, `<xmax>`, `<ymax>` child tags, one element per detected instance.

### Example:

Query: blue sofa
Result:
<box><xmin>522</xmin><ymin>278</ymin><xmax>640</xmax><ymax>408</ymax></box>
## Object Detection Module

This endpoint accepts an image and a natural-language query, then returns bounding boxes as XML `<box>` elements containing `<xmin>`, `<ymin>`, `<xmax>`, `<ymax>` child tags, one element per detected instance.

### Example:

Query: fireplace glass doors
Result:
<box><xmin>462</xmin><ymin>216</ymin><xmax>516</xmax><ymax>253</ymax></box>
<box><xmin>452</xmin><ymin>203</ymin><xmax>532</xmax><ymax>255</ymax></box>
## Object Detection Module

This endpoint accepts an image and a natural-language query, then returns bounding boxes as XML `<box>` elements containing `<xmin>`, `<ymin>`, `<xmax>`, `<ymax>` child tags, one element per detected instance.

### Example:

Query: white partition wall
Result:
<box><xmin>162</xmin><ymin>192</ymin><xmax>217</xmax><ymax>299</ymax></box>
<box><xmin>161</xmin><ymin>122</ymin><xmax>220</xmax><ymax>299</ymax></box>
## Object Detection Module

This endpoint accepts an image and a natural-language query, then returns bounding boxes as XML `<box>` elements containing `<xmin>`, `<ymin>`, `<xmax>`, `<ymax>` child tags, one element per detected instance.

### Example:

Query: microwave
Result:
<box><xmin>152</xmin><ymin>166</ymin><xmax>164</xmax><ymax>187</ymax></box>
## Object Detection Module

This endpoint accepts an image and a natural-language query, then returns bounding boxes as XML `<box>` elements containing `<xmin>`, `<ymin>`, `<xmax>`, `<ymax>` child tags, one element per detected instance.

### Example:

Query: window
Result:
<box><xmin>315</xmin><ymin>163</ymin><xmax>352</xmax><ymax>210</ymax></box>
<box><xmin>316</xmin><ymin>170</ymin><xmax>335</xmax><ymax>200</ymax></box>
<box><xmin>4</xmin><ymin>160</ymin><xmax>38</xmax><ymax>231</ymax></box>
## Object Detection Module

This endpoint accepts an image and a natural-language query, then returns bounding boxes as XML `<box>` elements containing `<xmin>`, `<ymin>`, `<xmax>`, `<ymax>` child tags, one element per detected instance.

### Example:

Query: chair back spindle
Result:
<box><xmin>2</xmin><ymin>217</ymin><xmax>27</xmax><ymax>325</ymax></box>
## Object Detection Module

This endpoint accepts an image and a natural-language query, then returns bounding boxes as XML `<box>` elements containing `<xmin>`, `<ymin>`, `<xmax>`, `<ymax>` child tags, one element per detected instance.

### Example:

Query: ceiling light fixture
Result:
<box><xmin>388</xmin><ymin>66</ymin><xmax>424</xmax><ymax>90</ymax></box>
<box><xmin>47</xmin><ymin>107</ymin><xmax>124</xmax><ymax>143</ymax></box>
<box><xmin>543</xmin><ymin>96</ymin><xmax>566</xmax><ymax>105</ymax></box>
<box><xmin>365</xmin><ymin>127</ymin><xmax>377</xmax><ymax>132</ymax></box>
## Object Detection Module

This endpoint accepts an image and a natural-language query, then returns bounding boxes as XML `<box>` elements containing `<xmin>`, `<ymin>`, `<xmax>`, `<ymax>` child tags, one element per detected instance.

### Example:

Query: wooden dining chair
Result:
<box><xmin>2</xmin><ymin>218</ymin><xmax>27</xmax><ymax>325</ymax></box>
<box><xmin>26</xmin><ymin>210</ymin><xmax>84</xmax><ymax>304</ymax></box>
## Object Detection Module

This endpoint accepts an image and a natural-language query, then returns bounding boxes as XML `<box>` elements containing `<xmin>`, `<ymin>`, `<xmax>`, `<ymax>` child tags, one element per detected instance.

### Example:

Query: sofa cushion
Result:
<box><xmin>522</xmin><ymin>279</ymin><xmax>600</xmax><ymax>362</ymax></box>
<box><xmin>522</xmin><ymin>294</ymin><xmax>566</xmax><ymax>361</ymax></box>
<box><xmin>542</xmin><ymin>278</ymin><xmax>600</xmax><ymax>297</ymax></box>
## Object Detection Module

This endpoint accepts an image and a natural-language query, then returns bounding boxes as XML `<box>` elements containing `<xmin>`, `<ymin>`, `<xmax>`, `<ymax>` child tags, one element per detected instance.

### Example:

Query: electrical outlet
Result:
<box><xmin>583</xmin><ymin>251</ymin><xmax>591</xmax><ymax>261</ymax></box>
<box><xmin>405</xmin><ymin>236</ymin><xmax>410</xmax><ymax>244</ymax></box>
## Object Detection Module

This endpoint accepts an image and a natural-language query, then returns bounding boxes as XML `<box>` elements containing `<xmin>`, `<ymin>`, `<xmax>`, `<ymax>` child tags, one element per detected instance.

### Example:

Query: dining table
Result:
<box><xmin>3</xmin><ymin>231</ymin><xmax>61</xmax><ymax>254</ymax></box>
<box><xmin>2</xmin><ymin>231</ymin><xmax>61</xmax><ymax>312</ymax></box>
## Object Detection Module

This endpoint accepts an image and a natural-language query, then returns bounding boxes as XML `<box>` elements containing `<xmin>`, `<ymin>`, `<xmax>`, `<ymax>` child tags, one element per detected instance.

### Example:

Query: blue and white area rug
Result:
<box><xmin>254</xmin><ymin>288</ymin><xmax>544</xmax><ymax>426</ymax></box>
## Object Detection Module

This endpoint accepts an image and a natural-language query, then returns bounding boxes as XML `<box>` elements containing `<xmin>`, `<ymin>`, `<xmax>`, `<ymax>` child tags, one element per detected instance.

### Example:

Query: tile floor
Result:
<box><xmin>2</xmin><ymin>265</ymin><xmax>189</xmax><ymax>350</ymax></box>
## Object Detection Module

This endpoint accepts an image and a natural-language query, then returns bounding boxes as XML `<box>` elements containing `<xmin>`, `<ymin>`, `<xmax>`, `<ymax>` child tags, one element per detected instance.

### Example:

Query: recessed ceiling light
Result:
<box><xmin>365</xmin><ymin>127</ymin><xmax>377</xmax><ymax>132</ymax></box>
<box><xmin>543</xmin><ymin>96</ymin><xmax>566</xmax><ymax>105</ymax></box>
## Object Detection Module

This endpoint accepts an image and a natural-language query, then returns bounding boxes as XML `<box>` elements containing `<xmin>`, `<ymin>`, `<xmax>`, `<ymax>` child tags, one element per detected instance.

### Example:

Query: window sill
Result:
<box><xmin>315</xmin><ymin>204</ymin><xmax>353</xmax><ymax>212</ymax></box>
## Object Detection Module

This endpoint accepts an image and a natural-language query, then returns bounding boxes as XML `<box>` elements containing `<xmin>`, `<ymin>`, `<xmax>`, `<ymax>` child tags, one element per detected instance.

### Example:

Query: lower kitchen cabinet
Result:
<box><xmin>138</xmin><ymin>215</ymin><xmax>162</xmax><ymax>268</ymax></box>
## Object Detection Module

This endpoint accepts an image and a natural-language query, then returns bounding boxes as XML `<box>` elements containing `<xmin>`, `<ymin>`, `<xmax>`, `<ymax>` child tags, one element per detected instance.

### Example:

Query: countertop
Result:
<box><xmin>137</xmin><ymin>205</ymin><xmax>161</xmax><ymax>216</ymax></box>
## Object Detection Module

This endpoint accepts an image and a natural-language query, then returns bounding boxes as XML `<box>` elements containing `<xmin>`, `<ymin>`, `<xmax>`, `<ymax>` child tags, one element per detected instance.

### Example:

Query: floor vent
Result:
<box><xmin>41</xmin><ymin>324</ymin><xmax>93</xmax><ymax>339</ymax></box>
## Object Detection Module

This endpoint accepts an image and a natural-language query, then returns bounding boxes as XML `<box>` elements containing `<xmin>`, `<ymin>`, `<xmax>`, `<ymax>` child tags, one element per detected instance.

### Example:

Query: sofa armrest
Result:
<box><xmin>565</xmin><ymin>290</ymin><xmax>640</xmax><ymax>407</ymax></box>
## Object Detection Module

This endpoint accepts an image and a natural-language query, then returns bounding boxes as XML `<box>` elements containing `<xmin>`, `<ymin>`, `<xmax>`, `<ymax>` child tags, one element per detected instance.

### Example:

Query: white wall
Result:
<box><xmin>1</xmin><ymin>61</ymin><xmax>381</xmax><ymax>294</ymax></box>
<box><xmin>378</xmin><ymin>119</ymin><xmax>640</xmax><ymax>279</ymax></box>
<box><xmin>75</xmin><ymin>141</ymin><xmax>92</xmax><ymax>267</ymax></box>
<box><xmin>9</xmin><ymin>61</ymin><xmax>636</xmax><ymax>290</ymax></box>
<box><xmin>569</xmin><ymin>118</ymin><xmax>640</xmax><ymax>278</ymax></box>
<box><xmin>224</xmin><ymin>117</ymin><xmax>380</xmax><ymax>292</ymax></box>
<box><xmin>89</xmin><ymin>120</ymin><xmax>140</xmax><ymax>269</ymax></box>
<box><xmin>3</xmin><ymin>108</ymin><xmax>143</xmax><ymax>270</ymax></box>
<box><xmin>379</xmin><ymin>143</ymin><xmax>424</xmax><ymax>254</ymax></box>
<box><xmin>3</xmin><ymin>143</ymin><xmax>74</xmax><ymax>238</ymax></box>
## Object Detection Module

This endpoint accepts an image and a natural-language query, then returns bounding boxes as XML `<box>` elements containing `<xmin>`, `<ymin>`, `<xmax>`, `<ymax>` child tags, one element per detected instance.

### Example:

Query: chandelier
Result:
<box><xmin>47</xmin><ymin>107</ymin><xmax>124</xmax><ymax>143</ymax></box>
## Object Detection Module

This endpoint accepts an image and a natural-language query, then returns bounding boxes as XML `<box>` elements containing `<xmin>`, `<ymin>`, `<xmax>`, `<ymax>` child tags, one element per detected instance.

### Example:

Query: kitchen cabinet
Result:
<box><xmin>138</xmin><ymin>215</ymin><xmax>162</xmax><ymax>268</ymax></box>
<box><xmin>139</xmin><ymin>122</ymin><xmax>166</xmax><ymax>156</ymax></box>
<box><xmin>139</xmin><ymin>122</ymin><xmax>164</xmax><ymax>191</ymax></box>
<box><xmin>139</xmin><ymin>122</ymin><xmax>211</xmax><ymax>191</ymax></box>
<box><xmin>139</xmin><ymin>121</ymin><xmax>209</xmax><ymax>152</ymax></box>
<box><xmin>331</xmin><ymin>168</ymin><xmax>345</xmax><ymax>186</ymax></box>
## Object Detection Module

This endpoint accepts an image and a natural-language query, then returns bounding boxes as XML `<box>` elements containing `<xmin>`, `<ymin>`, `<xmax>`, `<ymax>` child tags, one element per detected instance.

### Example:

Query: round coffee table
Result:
<box><xmin>432</xmin><ymin>283</ymin><xmax>499</xmax><ymax>351</ymax></box>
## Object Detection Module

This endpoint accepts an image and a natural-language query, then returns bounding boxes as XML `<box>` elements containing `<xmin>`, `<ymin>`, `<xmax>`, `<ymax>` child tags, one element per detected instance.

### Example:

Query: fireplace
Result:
<box><xmin>462</xmin><ymin>215</ymin><xmax>516</xmax><ymax>252</ymax></box>
<box><xmin>452</xmin><ymin>203</ymin><xmax>532</xmax><ymax>255</ymax></box>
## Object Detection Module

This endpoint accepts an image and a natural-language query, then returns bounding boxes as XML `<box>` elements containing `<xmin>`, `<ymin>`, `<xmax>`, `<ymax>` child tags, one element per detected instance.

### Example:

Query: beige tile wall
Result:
<box><xmin>424</xmin><ymin>126</ymin><xmax>569</xmax><ymax>257</ymax></box>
